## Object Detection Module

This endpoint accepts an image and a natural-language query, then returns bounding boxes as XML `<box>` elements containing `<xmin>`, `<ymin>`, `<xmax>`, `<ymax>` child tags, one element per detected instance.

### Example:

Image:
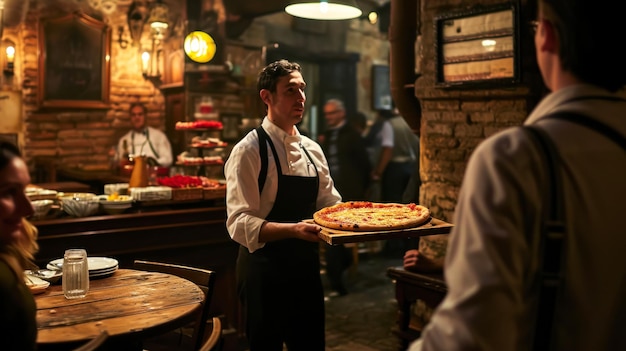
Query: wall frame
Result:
<box><xmin>372</xmin><ymin>64</ymin><xmax>392</xmax><ymax>110</ymax></box>
<box><xmin>38</xmin><ymin>13</ymin><xmax>111</xmax><ymax>109</ymax></box>
<box><xmin>434</xmin><ymin>2</ymin><xmax>520</xmax><ymax>88</ymax></box>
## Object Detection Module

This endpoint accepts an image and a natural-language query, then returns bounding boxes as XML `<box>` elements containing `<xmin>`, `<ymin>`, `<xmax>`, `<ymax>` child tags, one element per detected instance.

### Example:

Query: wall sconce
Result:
<box><xmin>139</xmin><ymin>0</ymin><xmax>170</xmax><ymax>86</ymax></box>
<box><xmin>147</xmin><ymin>0</ymin><xmax>169</xmax><ymax>40</ymax></box>
<box><xmin>4</xmin><ymin>44</ymin><xmax>14</xmax><ymax>76</ymax></box>
<box><xmin>142</xmin><ymin>49</ymin><xmax>162</xmax><ymax>86</ymax></box>
<box><xmin>125</xmin><ymin>0</ymin><xmax>149</xmax><ymax>48</ymax></box>
<box><xmin>285</xmin><ymin>0</ymin><xmax>362</xmax><ymax>20</ymax></box>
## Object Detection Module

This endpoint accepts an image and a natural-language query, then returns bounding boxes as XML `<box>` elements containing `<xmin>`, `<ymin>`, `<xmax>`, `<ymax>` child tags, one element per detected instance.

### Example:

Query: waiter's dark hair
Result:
<box><xmin>0</xmin><ymin>141</ymin><xmax>21</xmax><ymax>170</ymax></box>
<box><xmin>257</xmin><ymin>59</ymin><xmax>302</xmax><ymax>93</ymax></box>
<box><xmin>129</xmin><ymin>102</ymin><xmax>147</xmax><ymax>114</ymax></box>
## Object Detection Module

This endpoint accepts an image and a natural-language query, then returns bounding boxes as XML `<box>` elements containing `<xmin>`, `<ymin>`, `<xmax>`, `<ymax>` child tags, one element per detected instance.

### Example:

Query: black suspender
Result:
<box><xmin>525</xmin><ymin>111</ymin><xmax>625</xmax><ymax>350</ymax></box>
<box><xmin>131</xmin><ymin>129</ymin><xmax>161</xmax><ymax>159</ymax></box>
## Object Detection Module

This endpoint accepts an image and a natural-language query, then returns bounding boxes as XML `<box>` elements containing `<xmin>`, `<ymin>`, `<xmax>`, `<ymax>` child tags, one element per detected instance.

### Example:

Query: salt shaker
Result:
<box><xmin>62</xmin><ymin>249</ymin><xmax>89</xmax><ymax>299</ymax></box>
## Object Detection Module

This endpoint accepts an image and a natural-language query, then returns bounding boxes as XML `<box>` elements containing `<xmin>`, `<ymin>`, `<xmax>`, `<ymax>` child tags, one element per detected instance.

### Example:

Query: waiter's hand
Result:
<box><xmin>295</xmin><ymin>222</ymin><xmax>322</xmax><ymax>242</ymax></box>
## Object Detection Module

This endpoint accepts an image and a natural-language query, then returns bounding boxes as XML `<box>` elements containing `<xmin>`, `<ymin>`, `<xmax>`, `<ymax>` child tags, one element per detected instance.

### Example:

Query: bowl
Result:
<box><xmin>104</xmin><ymin>183</ymin><xmax>129</xmax><ymax>196</ymax></box>
<box><xmin>99</xmin><ymin>194</ymin><xmax>133</xmax><ymax>215</ymax></box>
<box><xmin>31</xmin><ymin>199</ymin><xmax>54</xmax><ymax>219</ymax></box>
<box><xmin>59</xmin><ymin>193</ymin><xmax>100</xmax><ymax>217</ymax></box>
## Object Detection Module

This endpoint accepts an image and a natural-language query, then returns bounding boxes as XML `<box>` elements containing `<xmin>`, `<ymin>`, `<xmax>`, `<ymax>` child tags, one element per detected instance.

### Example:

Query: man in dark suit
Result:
<box><xmin>320</xmin><ymin>99</ymin><xmax>371</xmax><ymax>296</ymax></box>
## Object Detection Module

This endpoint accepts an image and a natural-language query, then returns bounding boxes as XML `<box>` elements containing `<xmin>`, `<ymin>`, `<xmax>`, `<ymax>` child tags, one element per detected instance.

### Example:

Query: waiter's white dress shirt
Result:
<box><xmin>225</xmin><ymin>118</ymin><xmax>341</xmax><ymax>253</ymax></box>
<box><xmin>410</xmin><ymin>84</ymin><xmax>626</xmax><ymax>351</ymax></box>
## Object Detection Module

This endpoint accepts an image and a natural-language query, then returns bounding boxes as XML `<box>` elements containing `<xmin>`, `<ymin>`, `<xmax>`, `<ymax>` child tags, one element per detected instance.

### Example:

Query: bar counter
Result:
<box><xmin>31</xmin><ymin>203</ymin><xmax>241</xmax><ymax>351</ymax></box>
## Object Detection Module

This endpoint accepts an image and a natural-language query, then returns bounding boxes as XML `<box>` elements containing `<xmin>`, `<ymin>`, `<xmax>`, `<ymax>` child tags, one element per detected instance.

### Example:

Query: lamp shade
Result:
<box><xmin>285</xmin><ymin>0</ymin><xmax>362</xmax><ymax>20</ymax></box>
<box><xmin>184</xmin><ymin>31</ymin><xmax>217</xmax><ymax>63</ymax></box>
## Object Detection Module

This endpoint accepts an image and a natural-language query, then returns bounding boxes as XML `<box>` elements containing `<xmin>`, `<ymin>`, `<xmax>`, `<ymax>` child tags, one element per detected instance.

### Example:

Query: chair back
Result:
<box><xmin>134</xmin><ymin>260</ymin><xmax>216</xmax><ymax>350</ymax></box>
<box><xmin>72</xmin><ymin>330</ymin><xmax>109</xmax><ymax>351</ymax></box>
<box><xmin>198</xmin><ymin>317</ymin><xmax>222</xmax><ymax>351</ymax></box>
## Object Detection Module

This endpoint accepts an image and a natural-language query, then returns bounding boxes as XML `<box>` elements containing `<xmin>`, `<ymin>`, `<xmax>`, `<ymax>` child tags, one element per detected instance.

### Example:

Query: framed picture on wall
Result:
<box><xmin>434</xmin><ymin>1</ymin><xmax>520</xmax><ymax>88</ymax></box>
<box><xmin>372</xmin><ymin>64</ymin><xmax>392</xmax><ymax>110</ymax></box>
<box><xmin>38</xmin><ymin>13</ymin><xmax>111</xmax><ymax>109</ymax></box>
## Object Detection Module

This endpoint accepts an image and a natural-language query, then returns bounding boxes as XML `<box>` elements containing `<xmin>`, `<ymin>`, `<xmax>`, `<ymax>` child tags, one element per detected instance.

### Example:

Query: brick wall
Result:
<box><xmin>20</xmin><ymin>0</ymin><xmax>171</xmax><ymax>174</ymax></box>
<box><xmin>415</xmin><ymin>0</ymin><xmax>542</xmax><ymax>221</ymax></box>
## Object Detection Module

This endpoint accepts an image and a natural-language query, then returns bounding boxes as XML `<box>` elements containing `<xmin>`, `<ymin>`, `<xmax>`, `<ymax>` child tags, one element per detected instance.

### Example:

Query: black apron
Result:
<box><xmin>237</xmin><ymin>127</ymin><xmax>324</xmax><ymax>351</ymax></box>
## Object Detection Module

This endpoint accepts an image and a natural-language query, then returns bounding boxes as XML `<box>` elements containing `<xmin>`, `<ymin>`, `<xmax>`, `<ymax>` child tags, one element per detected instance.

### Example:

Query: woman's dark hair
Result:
<box><xmin>540</xmin><ymin>0</ymin><xmax>626</xmax><ymax>91</ymax></box>
<box><xmin>257</xmin><ymin>59</ymin><xmax>302</xmax><ymax>93</ymax></box>
<box><xmin>0</xmin><ymin>141</ymin><xmax>21</xmax><ymax>170</ymax></box>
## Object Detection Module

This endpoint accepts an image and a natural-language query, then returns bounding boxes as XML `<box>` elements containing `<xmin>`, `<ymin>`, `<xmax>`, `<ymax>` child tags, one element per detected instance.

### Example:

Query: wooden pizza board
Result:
<box><xmin>309</xmin><ymin>217</ymin><xmax>454</xmax><ymax>245</ymax></box>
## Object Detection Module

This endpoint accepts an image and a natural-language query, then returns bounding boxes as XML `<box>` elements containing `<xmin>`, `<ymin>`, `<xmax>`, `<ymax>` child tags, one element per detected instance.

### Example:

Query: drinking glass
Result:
<box><xmin>62</xmin><ymin>249</ymin><xmax>89</xmax><ymax>299</ymax></box>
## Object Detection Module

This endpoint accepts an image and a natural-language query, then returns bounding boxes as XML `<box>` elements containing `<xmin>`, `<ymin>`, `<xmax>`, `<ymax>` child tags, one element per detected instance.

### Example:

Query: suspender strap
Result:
<box><xmin>526</xmin><ymin>110</ymin><xmax>624</xmax><ymax>350</ymax></box>
<box><xmin>524</xmin><ymin>126</ymin><xmax>564</xmax><ymax>351</ymax></box>
<box><xmin>543</xmin><ymin>111</ymin><xmax>625</xmax><ymax>150</ymax></box>
<box><xmin>256</xmin><ymin>126</ymin><xmax>269</xmax><ymax>194</ymax></box>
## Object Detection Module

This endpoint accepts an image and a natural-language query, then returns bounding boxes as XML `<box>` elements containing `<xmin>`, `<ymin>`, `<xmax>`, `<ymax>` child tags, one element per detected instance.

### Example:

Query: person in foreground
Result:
<box><xmin>0</xmin><ymin>142</ymin><xmax>38</xmax><ymax>351</ymax></box>
<box><xmin>410</xmin><ymin>1</ymin><xmax>626</xmax><ymax>350</ymax></box>
<box><xmin>224</xmin><ymin>59</ymin><xmax>341</xmax><ymax>351</ymax></box>
<box><xmin>115</xmin><ymin>102</ymin><xmax>173</xmax><ymax>167</ymax></box>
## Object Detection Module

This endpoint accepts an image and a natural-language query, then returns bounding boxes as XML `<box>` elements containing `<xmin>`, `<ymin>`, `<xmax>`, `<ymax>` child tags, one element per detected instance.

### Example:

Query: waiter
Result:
<box><xmin>224</xmin><ymin>60</ymin><xmax>341</xmax><ymax>351</ymax></box>
<box><xmin>115</xmin><ymin>102</ymin><xmax>173</xmax><ymax>167</ymax></box>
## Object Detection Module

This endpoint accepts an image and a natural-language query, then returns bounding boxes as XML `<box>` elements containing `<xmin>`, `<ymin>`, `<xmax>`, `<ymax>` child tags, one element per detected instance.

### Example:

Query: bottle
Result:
<box><xmin>129</xmin><ymin>155</ymin><xmax>149</xmax><ymax>188</ymax></box>
<box><xmin>62</xmin><ymin>249</ymin><xmax>89</xmax><ymax>299</ymax></box>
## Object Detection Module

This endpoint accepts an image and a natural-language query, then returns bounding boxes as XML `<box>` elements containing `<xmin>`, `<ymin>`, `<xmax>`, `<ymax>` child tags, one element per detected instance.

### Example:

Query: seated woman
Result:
<box><xmin>0</xmin><ymin>142</ymin><xmax>39</xmax><ymax>351</ymax></box>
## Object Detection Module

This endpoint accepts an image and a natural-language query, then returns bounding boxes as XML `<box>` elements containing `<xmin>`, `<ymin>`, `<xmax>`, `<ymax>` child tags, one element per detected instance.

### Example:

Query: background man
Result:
<box><xmin>115</xmin><ymin>103</ymin><xmax>173</xmax><ymax>167</ymax></box>
<box><xmin>320</xmin><ymin>99</ymin><xmax>371</xmax><ymax>296</ymax></box>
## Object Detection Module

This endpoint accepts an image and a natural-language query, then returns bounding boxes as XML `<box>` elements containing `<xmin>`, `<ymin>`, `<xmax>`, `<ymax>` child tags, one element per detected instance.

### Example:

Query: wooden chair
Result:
<box><xmin>72</xmin><ymin>330</ymin><xmax>109</xmax><ymax>351</ymax></box>
<box><xmin>133</xmin><ymin>260</ymin><xmax>217</xmax><ymax>351</ymax></box>
<box><xmin>198</xmin><ymin>317</ymin><xmax>222</xmax><ymax>351</ymax></box>
<box><xmin>387</xmin><ymin>267</ymin><xmax>447</xmax><ymax>351</ymax></box>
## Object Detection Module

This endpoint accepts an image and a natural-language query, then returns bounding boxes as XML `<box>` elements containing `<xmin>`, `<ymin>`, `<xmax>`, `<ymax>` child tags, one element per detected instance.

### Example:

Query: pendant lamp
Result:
<box><xmin>285</xmin><ymin>0</ymin><xmax>362</xmax><ymax>20</ymax></box>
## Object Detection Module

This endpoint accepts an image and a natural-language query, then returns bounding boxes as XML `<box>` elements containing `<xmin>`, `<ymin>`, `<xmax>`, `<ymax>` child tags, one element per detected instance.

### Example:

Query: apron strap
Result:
<box><xmin>256</xmin><ymin>126</ymin><xmax>270</xmax><ymax>193</ymax></box>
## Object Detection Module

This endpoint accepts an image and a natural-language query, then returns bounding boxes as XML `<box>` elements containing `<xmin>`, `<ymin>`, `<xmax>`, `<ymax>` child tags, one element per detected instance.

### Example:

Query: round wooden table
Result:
<box><xmin>35</xmin><ymin>268</ymin><xmax>204</xmax><ymax>347</ymax></box>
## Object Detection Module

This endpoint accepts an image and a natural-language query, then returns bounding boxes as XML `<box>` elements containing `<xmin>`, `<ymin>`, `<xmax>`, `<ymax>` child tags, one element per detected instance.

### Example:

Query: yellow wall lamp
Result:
<box><xmin>184</xmin><ymin>31</ymin><xmax>216</xmax><ymax>64</ymax></box>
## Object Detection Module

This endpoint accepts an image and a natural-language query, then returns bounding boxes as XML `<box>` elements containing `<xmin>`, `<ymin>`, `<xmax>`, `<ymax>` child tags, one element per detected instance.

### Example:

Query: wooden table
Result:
<box><xmin>35</xmin><ymin>269</ymin><xmax>204</xmax><ymax>348</ymax></box>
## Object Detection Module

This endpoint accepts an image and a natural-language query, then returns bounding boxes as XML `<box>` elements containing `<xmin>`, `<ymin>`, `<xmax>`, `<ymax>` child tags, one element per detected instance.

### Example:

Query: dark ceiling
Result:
<box><xmin>221</xmin><ymin>0</ymin><xmax>389</xmax><ymax>38</ymax></box>
<box><xmin>224</xmin><ymin>0</ymin><xmax>387</xmax><ymax>19</ymax></box>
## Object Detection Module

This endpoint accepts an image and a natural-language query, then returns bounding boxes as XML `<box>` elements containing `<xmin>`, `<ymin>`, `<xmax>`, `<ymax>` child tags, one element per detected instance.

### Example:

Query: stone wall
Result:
<box><xmin>415</xmin><ymin>0</ymin><xmax>543</xmax><ymax>221</ymax></box>
<box><xmin>17</xmin><ymin>0</ymin><xmax>175</xmax><ymax>174</ymax></box>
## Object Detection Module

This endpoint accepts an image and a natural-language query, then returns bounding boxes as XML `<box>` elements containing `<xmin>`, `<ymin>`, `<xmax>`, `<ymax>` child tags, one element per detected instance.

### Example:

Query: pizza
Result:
<box><xmin>313</xmin><ymin>201</ymin><xmax>431</xmax><ymax>232</ymax></box>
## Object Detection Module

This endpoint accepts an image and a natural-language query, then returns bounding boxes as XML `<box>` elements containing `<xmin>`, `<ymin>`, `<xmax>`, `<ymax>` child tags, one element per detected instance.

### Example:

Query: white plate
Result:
<box><xmin>90</xmin><ymin>267</ymin><xmax>118</xmax><ymax>279</ymax></box>
<box><xmin>47</xmin><ymin>257</ymin><xmax>119</xmax><ymax>272</ymax></box>
<box><xmin>88</xmin><ymin>265</ymin><xmax>118</xmax><ymax>274</ymax></box>
<box><xmin>24</xmin><ymin>274</ymin><xmax>50</xmax><ymax>294</ymax></box>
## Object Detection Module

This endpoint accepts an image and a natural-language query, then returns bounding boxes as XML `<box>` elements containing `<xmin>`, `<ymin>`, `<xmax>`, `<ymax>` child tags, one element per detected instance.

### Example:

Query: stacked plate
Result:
<box><xmin>47</xmin><ymin>257</ymin><xmax>119</xmax><ymax>279</ymax></box>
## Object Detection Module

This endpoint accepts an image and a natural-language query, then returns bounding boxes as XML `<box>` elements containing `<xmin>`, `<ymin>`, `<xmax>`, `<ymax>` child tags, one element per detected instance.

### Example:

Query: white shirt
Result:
<box><xmin>380</xmin><ymin>120</ymin><xmax>394</xmax><ymax>147</ymax></box>
<box><xmin>116</xmin><ymin>126</ymin><xmax>173</xmax><ymax>167</ymax></box>
<box><xmin>224</xmin><ymin>117</ymin><xmax>341</xmax><ymax>253</ymax></box>
<box><xmin>410</xmin><ymin>84</ymin><xmax>626</xmax><ymax>351</ymax></box>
